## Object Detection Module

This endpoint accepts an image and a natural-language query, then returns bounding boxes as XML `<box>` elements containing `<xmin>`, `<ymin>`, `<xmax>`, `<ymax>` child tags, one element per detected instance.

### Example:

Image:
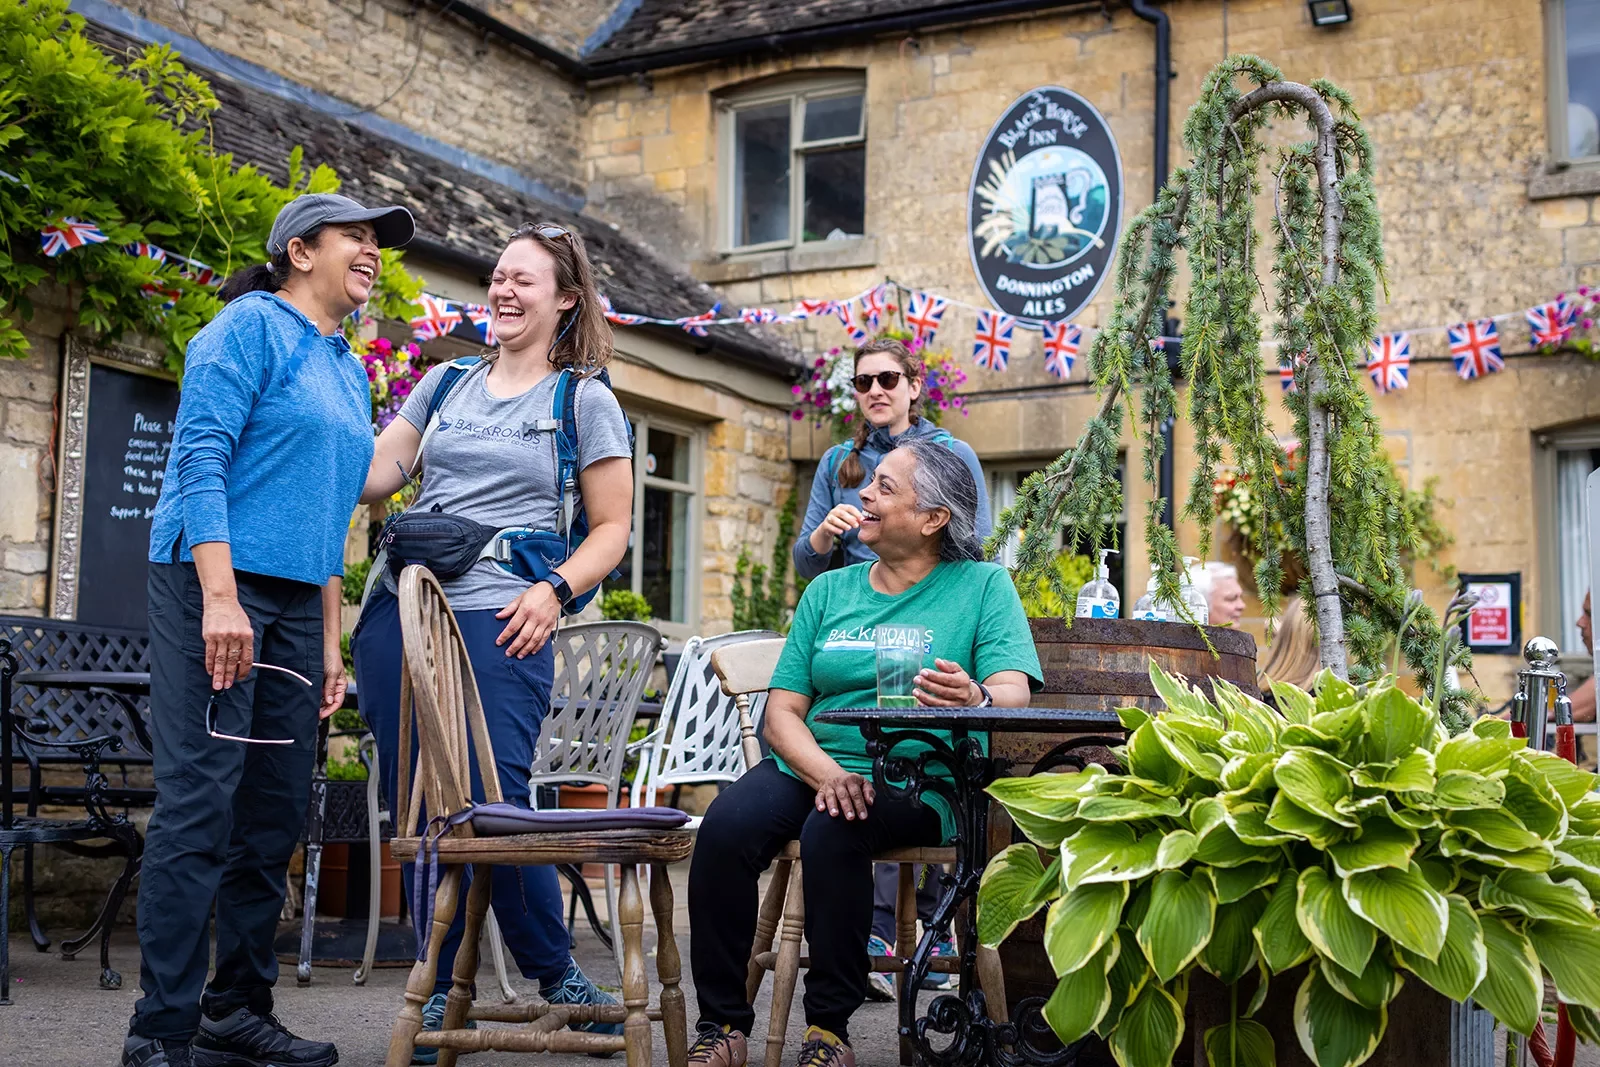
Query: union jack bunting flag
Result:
<box><xmin>601</xmin><ymin>294</ymin><xmax>649</xmax><ymax>326</ymax></box>
<box><xmin>1280</xmin><ymin>350</ymin><xmax>1308</xmax><ymax>392</ymax></box>
<box><xmin>792</xmin><ymin>298</ymin><xmax>839</xmax><ymax>320</ymax></box>
<box><xmin>904</xmin><ymin>291</ymin><xmax>949</xmax><ymax>345</ymax></box>
<box><xmin>463</xmin><ymin>303</ymin><xmax>496</xmax><ymax>346</ymax></box>
<box><xmin>676</xmin><ymin>304</ymin><xmax>721</xmax><ymax>336</ymax></box>
<box><xmin>837</xmin><ymin>304</ymin><xmax>870</xmax><ymax>346</ymax></box>
<box><xmin>1448</xmin><ymin>319</ymin><xmax>1503</xmax><ymax>380</ymax></box>
<box><xmin>179</xmin><ymin>260</ymin><xmax>220</xmax><ymax>288</ymax></box>
<box><xmin>972</xmin><ymin>310</ymin><xmax>1015</xmax><ymax>372</ymax></box>
<box><xmin>1042</xmin><ymin>321</ymin><xmax>1081</xmax><ymax>379</ymax></box>
<box><xmin>124</xmin><ymin>242</ymin><xmax>167</xmax><ymax>263</ymax></box>
<box><xmin>410</xmin><ymin>293</ymin><xmax>463</xmax><ymax>341</ymax></box>
<box><xmin>1527</xmin><ymin>300</ymin><xmax>1575</xmax><ymax>348</ymax></box>
<box><xmin>860</xmin><ymin>284</ymin><xmax>888</xmax><ymax>330</ymax></box>
<box><xmin>140</xmin><ymin>283</ymin><xmax>180</xmax><ymax>309</ymax></box>
<box><xmin>40</xmin><ymin>218</ymin><xmax>109</xmax><ymax>257</ymax></box>
<box><xmin>739</xmin><ymin>307</ymin><xmax>779</xmax><ymax>324</ymax></box>
<box><xmin>1366</xmin><ymin>332</ymin><xmax>1411</xmax><ymax>394</ymax></box>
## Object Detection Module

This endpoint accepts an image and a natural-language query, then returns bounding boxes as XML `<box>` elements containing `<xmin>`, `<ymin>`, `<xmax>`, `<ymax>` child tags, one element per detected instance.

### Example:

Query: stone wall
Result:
<box><xmin>115</xmin><ymin>0</ymin><xmax>587</xmax><ymax>198</ymax></box>
<box><xmin>0</xmin><ymin>284</ymin><xmax>71</xmax><ymax>615</ymax></box>
<box><xmin>583</xmin><ymin>0</ymin><xmax>1600</xmax><ymax>697</ymax></box>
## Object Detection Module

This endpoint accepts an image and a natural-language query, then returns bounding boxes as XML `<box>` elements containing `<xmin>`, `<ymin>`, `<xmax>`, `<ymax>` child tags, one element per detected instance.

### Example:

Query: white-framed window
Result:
<box><xmin>718</xmin><ymin>74</ymin><xmax>867</xmax><ymax>253</ymax></box>
<box><xmin>1538</xmin><ymin>425</ymin><xmax>1599</xmax><ymax>655</ymax></box>
<box><xmin>989</xmin><ymin>460</ymin><xmax>1127</xmax><ymax>597</ymax></box>
<box><xmin>614</xmin><ymin>416</ymin><xmax>702</xmax><ymax>630</ymax></box>
<box><xmin>1548</xmin><ymin>0</ymin><xmax>1600</xmax><ymax>165</ymax></box>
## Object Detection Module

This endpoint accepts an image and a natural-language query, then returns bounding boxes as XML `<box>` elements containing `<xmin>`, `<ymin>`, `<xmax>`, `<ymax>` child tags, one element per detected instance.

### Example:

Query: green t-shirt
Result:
<box><xmin>769</xmin><ymin>559</ymin><xmax>1043</xmax><ymax>841</ymax></box>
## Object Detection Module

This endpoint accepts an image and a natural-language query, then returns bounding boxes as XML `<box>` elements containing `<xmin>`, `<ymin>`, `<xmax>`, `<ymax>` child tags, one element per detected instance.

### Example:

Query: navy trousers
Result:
<box><xmin>132</xmin><ymin>563</ymin><xmax>323</xmax><ymax>1041</ymax></box>
<box><xmin>352</xmin><ymin>586</ymin><xmax>572</xmax><ymax>993</ymax></box>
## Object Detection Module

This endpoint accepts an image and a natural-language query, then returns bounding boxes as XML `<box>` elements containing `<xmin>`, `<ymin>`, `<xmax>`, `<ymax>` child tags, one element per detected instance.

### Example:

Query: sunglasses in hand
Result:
<box><xmin>852</xmin><ymin>370</ymin><xmax>906</xmax><ymax>393</ymax></box>
<box><xmin>206</xmin><ymin>662</ymin><xmax>314</xmax><ymax>745</ymax></box>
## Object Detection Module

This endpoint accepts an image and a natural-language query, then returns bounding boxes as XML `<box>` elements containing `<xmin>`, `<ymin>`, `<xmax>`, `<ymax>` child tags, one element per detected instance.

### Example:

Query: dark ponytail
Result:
<box><xmin>836</xmin><ymin>338</ymin><xmax>928</xmax><ymax>489</ymax></box>
<box><xmin>218</xmin><ymin>225</ymin><xmax>325</xmax><ymax>304</ymax></box>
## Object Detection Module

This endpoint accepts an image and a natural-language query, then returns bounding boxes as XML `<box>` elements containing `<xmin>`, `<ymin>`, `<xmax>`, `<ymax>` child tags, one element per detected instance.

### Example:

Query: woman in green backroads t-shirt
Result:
<box><xmin>683</xmin><ymin>437</ymin><xmax>1042</xmax><ymax>1067</ymax></box>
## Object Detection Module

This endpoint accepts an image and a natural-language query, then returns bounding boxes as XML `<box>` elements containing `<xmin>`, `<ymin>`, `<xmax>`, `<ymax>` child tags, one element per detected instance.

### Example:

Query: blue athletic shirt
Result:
<box><xmin>148</xmin><ymin>291</ymin><xmax>375</xmax><ymax>586</ymax></box>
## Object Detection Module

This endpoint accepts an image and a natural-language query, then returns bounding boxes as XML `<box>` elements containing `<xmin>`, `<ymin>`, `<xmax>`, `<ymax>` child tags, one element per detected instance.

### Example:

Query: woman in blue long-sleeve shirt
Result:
<box><xmin>790</xmin><ymin>337</ymin><xmax>991</xmax><ymax>1000</ymax></box>
<box><xmin>123</xmin><ymin>194</ymin><xmax>413</xmax><ymax>1067</ymax></box>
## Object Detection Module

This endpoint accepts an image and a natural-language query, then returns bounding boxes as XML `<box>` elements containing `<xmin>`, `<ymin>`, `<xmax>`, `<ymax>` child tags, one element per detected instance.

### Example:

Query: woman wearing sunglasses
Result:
<box><xmin>791</xmin><ymin>336</ymin><xmax>992</xmax><ymax>1002</ymax></box>
<box><xmin>352</xmin><ymin>223</ymin><xmax>634</xmax><ymax>1062</ymax></box>
<box><xmin>127</xmin><ymin>193</ymin><xmax>414</xmax><ymax>1067</ymax></box>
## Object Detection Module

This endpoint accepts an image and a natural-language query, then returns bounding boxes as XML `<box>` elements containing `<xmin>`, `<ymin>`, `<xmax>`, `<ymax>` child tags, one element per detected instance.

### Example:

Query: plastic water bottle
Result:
<box><xmin>1075</xmin><ymin>549</ymin><xmax>1121</xmax><ymax>619</ymax></box>
<box><xmin>1180</xmin><ymin>557</ymin><xmax>1210</xmax><ymax>625</ymax></box>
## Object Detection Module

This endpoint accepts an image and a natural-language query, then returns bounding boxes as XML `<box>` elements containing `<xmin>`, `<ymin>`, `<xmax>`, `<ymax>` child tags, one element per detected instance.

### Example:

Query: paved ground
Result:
<box><xmin>0</xmin><ymin>865</ymin><xmax>915</xmax><ymax>1066</ymax></box>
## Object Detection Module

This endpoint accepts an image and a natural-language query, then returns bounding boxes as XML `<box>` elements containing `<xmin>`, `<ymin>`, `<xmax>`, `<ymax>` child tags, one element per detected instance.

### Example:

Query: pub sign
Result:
<box><xmin>967</xmin><ymin>86</ymin><xmax>1124</xmax><ymax>326</ymax></box>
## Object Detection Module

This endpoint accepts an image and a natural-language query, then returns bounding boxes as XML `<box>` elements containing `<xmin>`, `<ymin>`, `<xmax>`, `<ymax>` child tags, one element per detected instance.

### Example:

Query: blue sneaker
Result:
<box><xmin>411</xmin><ymin>991</ymin><xmax>475</xmax><ymax>1065</ymax></box>
<box><xmin>922</xmin><ymin>937</ymin><xmax>958</xmax><ymax>991</ymax></box>
<box><xmin>865</xmin><ymin>936</ymin><xmax>895</xmax><ymax>1001</ymax></box>
<box><xmin>543</xmin><ymin>958</ymin><xmax>624</xmax><ymax>1045</ymax></box>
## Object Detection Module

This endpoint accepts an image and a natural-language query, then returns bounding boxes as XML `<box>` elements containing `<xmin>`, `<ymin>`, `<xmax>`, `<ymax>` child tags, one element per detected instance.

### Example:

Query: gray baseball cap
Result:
<box><xmin>267</xmin><ymin>193</ymin><xmax>415</xmax><ymax>256</ymax></box>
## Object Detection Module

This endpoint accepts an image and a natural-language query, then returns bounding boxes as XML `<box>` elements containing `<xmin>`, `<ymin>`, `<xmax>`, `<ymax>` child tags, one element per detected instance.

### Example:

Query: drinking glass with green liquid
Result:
<box><xmin>876</xmin><ymin>625</ymin><xmax>927</xmax><ymax>708</ymax></box>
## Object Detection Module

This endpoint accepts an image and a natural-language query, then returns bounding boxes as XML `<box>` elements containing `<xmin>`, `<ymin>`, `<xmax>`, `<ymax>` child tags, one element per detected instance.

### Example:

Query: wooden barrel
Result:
<box><xmin>989</xmin><ymin>618</ymin><xmax>1259</xmax><ymax>1015</ymax></box>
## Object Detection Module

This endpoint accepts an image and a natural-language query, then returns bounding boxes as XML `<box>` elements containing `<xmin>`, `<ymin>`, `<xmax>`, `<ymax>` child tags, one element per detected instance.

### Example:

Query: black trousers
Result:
<box><xmin>131</xmin><ymin>562</ymin><xmax>323</xmax><ymax>1041</ymax></box>
<box><xmin>688</xmin><ymin>758</ymin><xmax>942</xmax><ymax>1044</ymax></box>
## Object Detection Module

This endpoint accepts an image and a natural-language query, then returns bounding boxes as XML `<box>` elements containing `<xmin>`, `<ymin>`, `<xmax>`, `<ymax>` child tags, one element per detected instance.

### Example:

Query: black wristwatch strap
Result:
<box><xmin>975</xmin><ymin>682</ymin><xmax>994</xmax><ymax>707</ymax></box>
<box><xmin>541</xmin><ymin>574</ymin><xmax>574</xmax><ymax>608</ymax></box>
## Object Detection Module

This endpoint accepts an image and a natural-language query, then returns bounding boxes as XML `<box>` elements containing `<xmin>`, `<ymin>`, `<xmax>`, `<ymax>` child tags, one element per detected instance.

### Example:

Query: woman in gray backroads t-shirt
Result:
<box><xmin>351</xmin><ymin>223</ymin><xmax>634</xmax><ymax>1060</ymax></box>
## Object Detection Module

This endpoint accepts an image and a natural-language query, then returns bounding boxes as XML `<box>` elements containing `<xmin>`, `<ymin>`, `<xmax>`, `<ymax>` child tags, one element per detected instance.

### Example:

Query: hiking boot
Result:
<box><xmin>865</xmin><ymin>935</ymin><xmax>895</xmax><ymax>1002</ymax></box>
<box><xmin>122</xmin><ymin>1035</ymin><xmax>193</xmax><ymax>1067</ymax></box>
<box><xmin>542</xmin><ymin>958</ymin><xmax>624</xmax><ymax>1041</ymax></box>
<box><xmin>921</xmin><ymin>936</ymin><xmax>958</xmax><ymax>991</ymax></box>
<box><xmin>191</xmin><ymin>1007</ymin><xmax>338</xmax><ymax>1067</ymax></box>
<box><xmin>795</xmin><ymin>1027</ymin><xmax>855</xmax><ymax>1067</ymax></box>
<box><xmin>410</xmin><ymin>991</ymin><xmax>476</xmax><ymax>1065</ymax></box>
<box><xmin>687</xmin><ymin>1023</ymin><xmax>748</xmax><ymax>1067</ymax></box>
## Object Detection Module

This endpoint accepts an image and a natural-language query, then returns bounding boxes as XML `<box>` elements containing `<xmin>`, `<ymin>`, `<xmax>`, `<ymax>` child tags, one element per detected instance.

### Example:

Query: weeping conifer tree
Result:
<box><xmin>994</xmin><ymin>56</ymin><xmax>1471</xmax><ymax>727</ymax></box>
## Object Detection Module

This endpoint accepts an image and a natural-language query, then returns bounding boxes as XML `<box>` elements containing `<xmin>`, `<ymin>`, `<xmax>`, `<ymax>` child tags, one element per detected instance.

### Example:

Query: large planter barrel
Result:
<box><xmin>989</xmin><ymin>618</ymin><xmax>1259</xmax><ymax>1018</ymax></box>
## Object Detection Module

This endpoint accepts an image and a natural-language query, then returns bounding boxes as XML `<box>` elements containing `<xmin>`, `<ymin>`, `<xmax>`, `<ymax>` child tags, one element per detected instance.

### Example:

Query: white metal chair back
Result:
<box><xmin>530</xmin><ymin>622</ymin><xmax>663</xmax><ymax>805</ymax></box>
<box><xmin>631</xmin><ymin>630</ymin><xmax>780</xmax><ymax>809</ymax></box>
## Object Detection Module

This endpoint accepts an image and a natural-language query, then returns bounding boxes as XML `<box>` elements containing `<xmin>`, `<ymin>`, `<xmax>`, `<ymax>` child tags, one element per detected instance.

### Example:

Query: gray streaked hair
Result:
<box><xmin>1188</xmin><ymin>560</ymin><xmax>1240</xmax><ymax>598</ymax></box>
<box><xmin>900</xmin><ymin>436</ymin><xmax>983</xmax><ymax>563</ymax></box>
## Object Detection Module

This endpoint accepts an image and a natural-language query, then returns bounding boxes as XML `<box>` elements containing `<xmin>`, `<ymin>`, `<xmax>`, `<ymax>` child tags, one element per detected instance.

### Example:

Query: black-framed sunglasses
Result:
<box><xmin>510</xmin><ymin>222</ymin><xmax>575</xmax><ymax>244</ymax></box>
<box><xmin>205</xmin><ymin>662</ymin><xmax>314</xmax><ymax>745</ymax></box>
<box><xmin>852</xmin><ymin>370</ymin><xmax>906</xmax><ymax>393</ymax></box>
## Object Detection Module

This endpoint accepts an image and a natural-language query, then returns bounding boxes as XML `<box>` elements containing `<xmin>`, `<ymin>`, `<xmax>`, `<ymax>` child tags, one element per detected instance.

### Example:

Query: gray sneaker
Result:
<box><xmin>542</xmin><ymin>958</ymin><xmax>624</xmax><ymax>1040</ymax></box>
<box><xmin>121</xmin><ymin>1035</ymin><xmax>193</xmax><ymax>1067</ymax></box>
<box><xmin>191</xmin><ymin>1007</ymin><xmax>337</xmax><ymax>1067</ymax></box>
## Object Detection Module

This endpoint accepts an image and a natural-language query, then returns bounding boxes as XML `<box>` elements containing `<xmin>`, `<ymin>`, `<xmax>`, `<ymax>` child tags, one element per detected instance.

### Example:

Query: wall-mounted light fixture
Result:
<box><xmin>1308</xmin><ymin>0</ymin><xmax>1353</xmax><ymax>26</ymax></box>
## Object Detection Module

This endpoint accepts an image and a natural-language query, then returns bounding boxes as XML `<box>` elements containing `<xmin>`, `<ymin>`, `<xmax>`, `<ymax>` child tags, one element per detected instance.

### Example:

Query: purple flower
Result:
<box><xmin>791</xmin><ymin>384</ymin><xmax>804</xmax><ymax>395</ymax></box>
<box><xmin>791</xmin><ymin>410</ymin><xmax>804</xmax><ymax>421</ymax></box>
<box><xmin>814</xmin><ymin>357</ymin><xmax>826</xmax><ymax>368</ymax></box>
<box><xmin>1585</xmin><ymin>318</ymin><xmax>1595</xmax><ymax>330</ymax></box>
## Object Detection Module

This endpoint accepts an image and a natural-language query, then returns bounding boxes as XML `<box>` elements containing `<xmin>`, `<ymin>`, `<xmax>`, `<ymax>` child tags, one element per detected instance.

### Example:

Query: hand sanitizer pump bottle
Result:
<box><xmin>1074</xmin><ymin>549</ymin><xmax>1121</xmax><ymax>619</ymax></box>
<box><xmin>1180</xmin><ymin>557</ymin><xmax>1210</xmax><ymax>625</ymax></box>
<box><xmin>1132</xmin><ymin>572</ymin><xmax>1171</xmax><ymax>621</ymax></box>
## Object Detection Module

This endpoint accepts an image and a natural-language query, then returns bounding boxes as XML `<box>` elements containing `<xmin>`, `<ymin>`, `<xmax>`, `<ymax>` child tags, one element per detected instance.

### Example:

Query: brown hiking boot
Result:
<box><xmin>687</xmin><ymin>1023</ymin><xmax>748</xmax><ymax>1067</ymax></box>
<box><xmin>796</xmin><ymin>1027</ymin><xmax>855</xmax><ymax>1067</ymax></box>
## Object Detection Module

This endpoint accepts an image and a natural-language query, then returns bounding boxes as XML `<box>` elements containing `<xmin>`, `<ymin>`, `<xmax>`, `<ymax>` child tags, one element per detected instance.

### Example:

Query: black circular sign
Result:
<box><xmin>967</xmin><ymin>87</ymin><xmax>1124</xmax><ymax>327</ymax></box>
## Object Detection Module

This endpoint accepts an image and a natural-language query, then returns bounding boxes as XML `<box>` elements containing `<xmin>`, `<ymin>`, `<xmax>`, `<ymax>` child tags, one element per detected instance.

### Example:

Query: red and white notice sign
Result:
<box><xmin>1465</xmin><ymin>581</ymin><xmax>1513</xmax><ymax>648</ymax></box>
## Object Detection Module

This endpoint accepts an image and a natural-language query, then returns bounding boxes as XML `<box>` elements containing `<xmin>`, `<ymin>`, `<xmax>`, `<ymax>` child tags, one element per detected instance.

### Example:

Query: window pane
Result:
<box><xmin>646</xmin><ymin>427</ymin><xmax>691</xmax><ymax>483</ymax></box>
<box><xmin>641</xmin><ymin>487</ymin><xmax>691</xmax><ymax>622</ymax></box>
<box><xmin>801</xmin><ymin>146</ymin><xmax>865</xmax><ymax>242</ymax></box>
<box><xmin>1557</xmin><ymin>447</ymin><xmax>1598</xmax><ymax>652</ymax></box>
<box><xmin>1568</xmin><ymin>0</ymin><xmax>1600</xmax><ymax>157</ymax></box>
<box><xmin>802</xmin><ymin>93</ymin><xmax>862</xmax><ymax>142</ymax></box>
<box><xmin>735</xmin><ymin>102</ymin><xmax>791</xmax><ymax>246</ymax></box>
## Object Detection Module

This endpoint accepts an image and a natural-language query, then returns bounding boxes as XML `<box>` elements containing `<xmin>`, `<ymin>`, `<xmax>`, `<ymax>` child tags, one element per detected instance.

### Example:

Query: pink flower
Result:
<box><xmin>1558</xmin><ymin>293</ymin><xmax>1568</xmax><ymax>302</ymax></box>
<box><xmin>791</xmin><ymin>384</ymin><xmax>804</xmax><ymax>395</ymax></box>
<box><xmin>842</xmin><ymin>414</ymin><xmax>853</xmax><ymax>423</ymax></box>
<box><xmin>791</xmin><ymin>410</ymin><xmax>804</xmax><ymax>421</ymax></box>
<box><xmin>814</xmin><ymin>357</ymin><xmax>827</xmax><ymax>368</ymax></box>
<box><xmin>1585</xmin><ymin>318</ymin><xmax>1595</xmax><ymax>330</ymax></box>
<box><xmin>938</xmin><ymin>400</ymin><xmax>949</xmax><ymax>410</ymax></box>
<box><xmin>373</xmin><ymin>337</ymin><xmax>393</xmax><ymax>353</ymax></box>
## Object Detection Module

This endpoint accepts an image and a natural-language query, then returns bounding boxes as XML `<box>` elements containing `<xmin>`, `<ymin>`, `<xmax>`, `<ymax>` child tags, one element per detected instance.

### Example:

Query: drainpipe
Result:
<box><xmin>1130</xmin><ymin>0</ymin><xmax>1179</xmax><ymax>530</ymax></box>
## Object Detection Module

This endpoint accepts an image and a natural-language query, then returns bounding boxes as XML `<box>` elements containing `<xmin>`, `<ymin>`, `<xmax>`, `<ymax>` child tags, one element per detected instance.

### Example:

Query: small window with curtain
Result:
<box><xmin>614</xmin><ymin>417</ymin><xmax>701</xmax><ymax>628</ymax></box>
<box><xmin>722</xmin><ymin>76</ymin><xmax>867</xmax><ymax>252</ymax></box>
<box><xmin>1550</xmin><ymin>0</ymin><xmax>1600</xmax><ymax>163</ymax></box>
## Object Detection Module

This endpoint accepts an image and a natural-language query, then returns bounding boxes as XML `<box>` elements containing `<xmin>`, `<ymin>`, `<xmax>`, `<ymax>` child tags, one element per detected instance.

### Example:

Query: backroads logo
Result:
<box><xmin>966</xmin><ymin>87</ymin><xmax>1123</xmax><ymax>326</ymax></box>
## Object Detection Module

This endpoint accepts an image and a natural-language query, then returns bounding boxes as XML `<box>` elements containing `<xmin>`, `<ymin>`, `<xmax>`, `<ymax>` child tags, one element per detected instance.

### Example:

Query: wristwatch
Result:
<box><xmin>540</xmin><ymin>573</ymin><xmax>575</xmax><ymax>609</ymax></box>
<box><xmin>973</xmin><ymin>682</ymin><xmax>994</xmax><ymax>708</ymax></box>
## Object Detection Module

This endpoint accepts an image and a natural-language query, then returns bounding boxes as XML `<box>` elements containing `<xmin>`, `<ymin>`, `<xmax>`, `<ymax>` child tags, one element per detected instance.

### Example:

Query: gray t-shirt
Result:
<box><xmin>388</xmin><ymin>360</ymin><xmax>632</xmax><ymax>611</ymax></box>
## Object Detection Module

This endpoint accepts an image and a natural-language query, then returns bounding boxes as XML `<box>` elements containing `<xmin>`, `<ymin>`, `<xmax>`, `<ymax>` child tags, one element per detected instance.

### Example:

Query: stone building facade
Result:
<box><xmin>6</xmin><ymin>0</ymin><xmax>1600</xmax><ymax>695</ymax></box>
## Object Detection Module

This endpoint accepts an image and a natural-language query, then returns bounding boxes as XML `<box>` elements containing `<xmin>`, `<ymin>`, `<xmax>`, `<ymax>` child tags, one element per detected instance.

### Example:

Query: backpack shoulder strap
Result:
<box><xmin>410</xmin><ymin>356</ymin><xmax>482</xmax><ymax>476</ymax></box>
<box><xmin>927</xmin><ymin>427</ymin><xmax>957</xmax><ymax>449</ymax></box>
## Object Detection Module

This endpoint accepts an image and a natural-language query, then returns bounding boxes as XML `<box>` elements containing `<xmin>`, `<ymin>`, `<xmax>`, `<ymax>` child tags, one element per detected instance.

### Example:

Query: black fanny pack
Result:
<box><xmin>378</xmin><ymin>508</ymin><xmax>499</xmax><ymax>581</ymax></box>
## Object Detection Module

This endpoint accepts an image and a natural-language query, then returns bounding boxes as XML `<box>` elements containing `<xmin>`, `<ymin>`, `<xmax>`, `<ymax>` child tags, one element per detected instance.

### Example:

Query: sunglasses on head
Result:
<box><xmin>852</xmin><ymin>371</ymin><xmax>906</xmax><ymax>393</ymax></box>
<box><xmin>510</xmin><ymin>223</ymin><xmax>575</xmax><ymax>244</ymax></box>
<box><xmin>205</xmin><ymin>662</ymin><xmax>314</xmax><ymax>745</ymax></box>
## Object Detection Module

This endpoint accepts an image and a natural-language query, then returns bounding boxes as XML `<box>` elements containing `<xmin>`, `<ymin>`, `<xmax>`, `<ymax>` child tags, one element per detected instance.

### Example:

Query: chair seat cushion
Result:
<box><xmin>465</xmin><ymin>803</ymin><xmax>690</xmax><ymax>836</ymax></box>
<box><xmin>393</xmin><ymin>828</ymin><xmax>693</xmax><ymax>865</ymax></box>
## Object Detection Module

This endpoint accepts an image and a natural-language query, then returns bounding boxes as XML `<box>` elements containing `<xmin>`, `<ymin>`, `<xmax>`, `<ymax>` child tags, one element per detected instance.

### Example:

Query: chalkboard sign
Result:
<box><xmin>51</xmin><ymin>341</ymin><xmax>179</xmax><ymax>628</ymax></box>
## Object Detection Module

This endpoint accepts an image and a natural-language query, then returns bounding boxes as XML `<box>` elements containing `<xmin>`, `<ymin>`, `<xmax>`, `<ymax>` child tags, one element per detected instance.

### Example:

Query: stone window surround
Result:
<box><xmin>1533</xmin><ymin>420</ymin><xmax>1600</xmax><ymax>670</ymax></box>
<box><xmin>1543</xmin><ymin>0</ymin><xmax>1600</xmax><ymax>188</ymax></box>
<box><xmin>621</xmin><ymin>410</ymin><xmax>703</xmax><ymax>638</ymax></box>
<box><xmin>714</xmin><ymin>70</ymin><xmax>869</xmax><ymax>257</ymax></box>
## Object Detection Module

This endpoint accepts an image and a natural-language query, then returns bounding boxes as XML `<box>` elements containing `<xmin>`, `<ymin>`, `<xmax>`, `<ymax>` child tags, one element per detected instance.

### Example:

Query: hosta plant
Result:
<box><xmin>976</xmin><ymin>664</ymin><xmax>1600</xmax><ymax>1067</ymax></box>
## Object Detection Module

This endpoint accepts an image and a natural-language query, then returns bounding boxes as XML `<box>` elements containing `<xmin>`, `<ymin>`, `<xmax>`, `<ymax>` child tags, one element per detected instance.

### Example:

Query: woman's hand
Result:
<box><xmin>915</xmin><ymin>658</ymin><xmax>980</xmax><ymax>707</ymax></box>
<box><xmin>496</xmin><ymin>581</ymin><xmax>561</xmax><ymax>658</ymax></box>
<box><xmin>808</xmin><ymin>504</ymin><xmax>863</xmax><ymax>555</ymax></box>
<box><xmin>202</xmin><ymin>595</ymin><xmax>254</xmax><ymax>690</ymax></box>
<box><xmin>321</xmin><ymin>643</ymin><xmax>347</xmax><ymax>720</ymax></box>
<box><xmin>815</xmin><ymin>770</ymin><xmax>875</xmax><ymax>821</ymax></box>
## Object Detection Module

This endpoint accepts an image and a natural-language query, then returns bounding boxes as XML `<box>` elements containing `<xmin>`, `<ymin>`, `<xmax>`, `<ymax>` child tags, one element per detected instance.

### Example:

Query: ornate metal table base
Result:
<box><xmin>815</xmin><ymin>707</ymin><xmax>1123</xmax><ymax>1067</ymax></box>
